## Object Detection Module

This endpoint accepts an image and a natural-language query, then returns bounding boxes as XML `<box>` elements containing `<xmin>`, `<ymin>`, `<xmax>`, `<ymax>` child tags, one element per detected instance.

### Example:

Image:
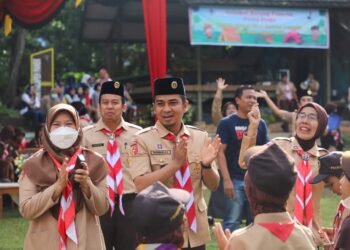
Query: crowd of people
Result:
<box><xmin>1</xmin><ymin>72</ymin><xmax>350</xmax><ymax>250</ymax></box>
<box><xmin>19</xmin><ymin>67</ymin><xmax>137</xmax><ymax>130</ymax></box>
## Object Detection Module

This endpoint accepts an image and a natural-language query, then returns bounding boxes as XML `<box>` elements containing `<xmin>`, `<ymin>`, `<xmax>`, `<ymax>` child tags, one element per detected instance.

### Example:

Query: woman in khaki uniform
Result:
<box><xmin>19</xmin><ymin>104</ymin><xmax>109</xmax><ymax>250</ymax></box>
<box><xmin>214</xmin><ymin>142</ymin><xmax>315</xmax><ymax>250</ymax></box>
<box><xmin>239</xmin><ymin>102</ymin><xmax>329</xmax><ymax>246</ymax></box>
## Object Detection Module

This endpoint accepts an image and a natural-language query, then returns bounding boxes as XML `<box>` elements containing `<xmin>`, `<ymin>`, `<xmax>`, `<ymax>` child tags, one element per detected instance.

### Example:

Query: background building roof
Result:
<box><xmin>185</xmin><ymin>0</ymin><xmax>350</xmax><ymax>8</ymax></box>
<box><xmin>81</xmin><ymin>0</ymin><xmax>350</xmax><ymax>43</ymax></box>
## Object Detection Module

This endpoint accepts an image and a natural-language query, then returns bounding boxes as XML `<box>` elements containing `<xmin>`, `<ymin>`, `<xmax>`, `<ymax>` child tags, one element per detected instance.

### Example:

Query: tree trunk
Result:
<box><xmin>5</xmin><ymin>27</ymin><xmax>27</xmax><ymax>107</ymax></box>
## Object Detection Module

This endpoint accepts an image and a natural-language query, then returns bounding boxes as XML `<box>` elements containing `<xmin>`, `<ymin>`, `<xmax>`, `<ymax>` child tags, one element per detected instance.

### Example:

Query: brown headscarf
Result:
<box><xmin>295</xmin><ymin>102</ymin><xmax>328</xmax><ymax>151</ymax></box>
<box><xmin>22</xmin><ymin>104</ymin><xmax>108</xmax><ymax>215</ymax></box>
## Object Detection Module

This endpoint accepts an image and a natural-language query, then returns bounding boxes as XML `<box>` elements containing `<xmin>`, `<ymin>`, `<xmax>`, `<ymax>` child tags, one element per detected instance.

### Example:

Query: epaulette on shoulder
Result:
<box><xmin>136</xmin><ymin>126</ymin><xmax>154</xmax><ymax>135</ymax></box>
<box><xmin>126</xmin><ymin>122</ymin><xmax>142</xmax><ymax>130</ymax></box>
<box><xmin>273</xmin><ymin>137</ymin><xmax>292</xmax><ymax>141</ymax></box>
<box><xmin>82</xmin><ymin>124</ymin><xmax>94</xmax><ymax>132</ymax></box>
<box><xmin>186</xmin><ymin>125</ymin><xmax>204</xmax><ymax>132</ymax></box>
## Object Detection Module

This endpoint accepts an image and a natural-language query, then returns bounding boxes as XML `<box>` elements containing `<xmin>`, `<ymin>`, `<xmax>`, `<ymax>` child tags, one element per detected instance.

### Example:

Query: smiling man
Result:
<box><xmin>129</xmin><ymin>77</ymin><xmax>221</xmax><ymax>250</ymax></box>
<box><xmin>82</xmin><ymin>80</ymin><xmax>142</xmax><ymax>250</ymax></box>
<box><xmin>216</xmin><ymin>85</ymin><xmax>268</xmax><ymax>232</ymax></box>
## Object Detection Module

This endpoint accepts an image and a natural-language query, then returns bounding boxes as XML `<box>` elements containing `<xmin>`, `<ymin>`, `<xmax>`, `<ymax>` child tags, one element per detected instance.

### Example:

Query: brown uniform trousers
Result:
<box><xmin>239</xmin><ymin>135</ymin><xmax>327</xmax><ymax>246</ymax></box>
<box><xmin>129</xmin><ymin>121</ymin><xmax>219</xmax><ymax>248</ymax></box>
<box><xmin>226</xmin><ymin>212</ymin><xmax>315</xmax><ymax>250</ymax></box>
<box><xmin>82</xmin><ymin>118</ymin><xmax>142</xmax><ymax>250</ymax></box>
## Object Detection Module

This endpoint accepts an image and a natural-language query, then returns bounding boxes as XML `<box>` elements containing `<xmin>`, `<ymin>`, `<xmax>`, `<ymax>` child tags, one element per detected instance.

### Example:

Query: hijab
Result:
<box><xmin>22</xmin><ymin>103</ymin><xmax>108</xmax><ymax>215</ymax></box>
<box><xmin>295</xmin><ymin>102</ymin><xmax>328</xmax><ymax>151</ymax></box>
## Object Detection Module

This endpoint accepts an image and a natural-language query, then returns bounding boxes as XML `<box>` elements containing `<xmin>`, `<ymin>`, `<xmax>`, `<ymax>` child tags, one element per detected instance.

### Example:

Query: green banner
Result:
<box><xmin>189</xmin><ymin>6</ymin><xmax>329</xmax><ymax>49</ymax></box>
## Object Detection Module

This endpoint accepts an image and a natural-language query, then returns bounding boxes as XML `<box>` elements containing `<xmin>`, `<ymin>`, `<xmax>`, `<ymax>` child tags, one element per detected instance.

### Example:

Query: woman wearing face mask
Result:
<box><xmin>19</xmin><ymin>103</ymin><xmax>109</xmax><ymax>250</ymax></box>
<box><xmin>240</xmin><ymin>102</ymin><xmax>329</xmax><ymax>247</ymax></box>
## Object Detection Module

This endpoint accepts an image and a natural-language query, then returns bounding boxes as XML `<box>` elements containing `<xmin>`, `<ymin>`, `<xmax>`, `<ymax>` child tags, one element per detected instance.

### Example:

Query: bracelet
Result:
<box><xmin>200</xmin><ymin>161</ymin><xmax>212</xmax><ymax>169</ymax></box>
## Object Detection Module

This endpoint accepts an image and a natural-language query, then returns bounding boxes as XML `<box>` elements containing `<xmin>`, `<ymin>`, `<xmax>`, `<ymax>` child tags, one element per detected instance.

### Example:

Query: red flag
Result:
<box><xmin>142</xmin><ymin>0</ymin><xmax>167</xmax><ymax>98</ymax></box>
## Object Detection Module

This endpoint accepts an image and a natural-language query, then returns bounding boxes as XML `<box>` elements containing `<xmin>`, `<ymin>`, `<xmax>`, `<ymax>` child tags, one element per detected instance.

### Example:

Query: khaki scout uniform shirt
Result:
<box><xmin>339</xmin><ymin>197</ymin><xmax>350</xmax><ymax>228</ymax></box>
<box><xmin>82</xmin><ymin>118</ymin><xmax>142</xmax><ymax>194</ymax></box>
<box><xmin>19</xmin><ymin>173</ymin><xmax>108</xmax><ymax>250</ymax></box>
<box><xmin>334</xmin><ymin>196</ymin><xmax>350</xmax><ymax>248</ymax></box>
<box><xmin>129</xmin><ymin>121</ymin><xmax>219</xmax><ymax>248</ymax></box>
<box><xmin>226</xmin><ymin>212</ymin><xmax>315</xmax><ymax>250</ymax></box>
<box><xmin>273</xmin><ymin>137</ymin><xmax>327</xmax><ymax>245</ymax></box>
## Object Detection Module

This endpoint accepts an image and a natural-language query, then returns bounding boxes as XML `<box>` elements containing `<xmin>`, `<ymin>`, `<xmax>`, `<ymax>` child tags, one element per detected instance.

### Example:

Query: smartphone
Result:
<box><xmin>70</xmin><ymin>154</ymin><xmax>86</xmax><ymax>189</ymax></box>
<box><xmin>75</xmin><ymin>154</ymin><xmax>86</xmax><ymax>170</ymax></box>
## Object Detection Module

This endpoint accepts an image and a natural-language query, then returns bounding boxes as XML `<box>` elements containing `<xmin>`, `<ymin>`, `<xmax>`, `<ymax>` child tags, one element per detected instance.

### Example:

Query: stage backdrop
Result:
<box><xmin>189</xmin><ymin>6</ymin><xmax>329</xmax><ymax>49</ymax></box>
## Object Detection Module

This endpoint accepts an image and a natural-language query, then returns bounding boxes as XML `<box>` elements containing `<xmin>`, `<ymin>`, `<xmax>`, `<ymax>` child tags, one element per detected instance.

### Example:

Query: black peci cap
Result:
<box><xmin>153</xmin><ymin>77</ymin><xmax>186</xmax><ymax>97</ymax></box>
<box><xmin>99</xmin><ymin>80</ymin><xmax>124</xmax><ymax>102</ymax></box>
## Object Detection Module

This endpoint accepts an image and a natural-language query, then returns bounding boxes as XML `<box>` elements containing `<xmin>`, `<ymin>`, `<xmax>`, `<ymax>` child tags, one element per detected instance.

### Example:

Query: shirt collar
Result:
<box><xmin>155</xmin><ymin>120</ymin><xmax>190</xmax><ymax>138</ymax></box>
<box><xmin>290</xmin><ymin>137</ymin><xmax>318</xmax><ymax>157</ymax></box>
<box><xmin>94</xmin><ymin>118</ymin><xmax>129</xmax><ymax>132</ymax></box>
<box><xmin>341</xmin><ymin>196</ymin><xmax>350</xmax><ymax>209</ymax></box>
<box><xmin>254</xmin><ymin>212</ymin><xmax>293</xmax><ymax>224</ymax></box>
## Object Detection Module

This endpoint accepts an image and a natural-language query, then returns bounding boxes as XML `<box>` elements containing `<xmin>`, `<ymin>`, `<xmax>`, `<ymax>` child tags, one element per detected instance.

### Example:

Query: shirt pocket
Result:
<box><xmin>150</xmin><ymin>154</ymin><xmax>171</xmax><ymax>171</ymax></box>
<box><xmin>118</xmin><ymin>143</ymin><xmax>131</xmax><ymax>168</ymax></box>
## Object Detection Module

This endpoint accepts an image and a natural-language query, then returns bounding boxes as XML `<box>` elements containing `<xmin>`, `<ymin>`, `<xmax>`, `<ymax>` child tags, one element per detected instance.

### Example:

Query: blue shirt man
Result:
<box><xmin>217</xmin><ymin>85</ymin><xmax>268</xmax><ymax>232</ymax></box>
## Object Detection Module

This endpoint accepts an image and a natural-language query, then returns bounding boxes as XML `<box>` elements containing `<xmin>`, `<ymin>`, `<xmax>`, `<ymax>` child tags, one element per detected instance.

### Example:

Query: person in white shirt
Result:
<box><xmin>20</xmin><ymin>84</ymin><xmax>45</xmax><ymax>129</ymax></box>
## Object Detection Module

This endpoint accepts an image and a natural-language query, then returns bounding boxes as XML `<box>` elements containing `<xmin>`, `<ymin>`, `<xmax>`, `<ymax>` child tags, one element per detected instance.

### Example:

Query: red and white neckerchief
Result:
<box><xmin>163</xmin><ymin>133</ymin><xmax>197</xmax><ymax>232</ymax></box>
<box><xmin>101</xmin><ymin>127</ymin><xmax>124</xmax><ymax>216</ymax></box>
<box><xmin>48</xmin><ymin>147</ymin><xmax>82</xmax><ymax>250</ymax></box>
<box><xmin>333</xmin><ymin>202</ymin><xmax>345</xmax><ymax>239</ymax></box>
<box><xmin>294</xmin><ymin>150</ymin><xmax>313</xmax><ymax>229</ymax></box>
<box><xmin>259</xmin><ymin>222</ymin><xmax>295</xmax><ymax>242</ymax></box>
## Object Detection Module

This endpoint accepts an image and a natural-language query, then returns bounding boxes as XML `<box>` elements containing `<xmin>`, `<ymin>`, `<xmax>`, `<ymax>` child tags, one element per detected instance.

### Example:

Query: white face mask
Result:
<box><xmin>49</xmin><ymin>126</ymin><xmax>79</xmax><ymax>149</ymax></box>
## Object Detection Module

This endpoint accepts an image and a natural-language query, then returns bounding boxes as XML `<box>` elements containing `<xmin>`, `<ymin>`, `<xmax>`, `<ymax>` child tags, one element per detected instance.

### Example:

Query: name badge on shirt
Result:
<box><xmin>150</xmin><ymin>150</ymin><xmax>171</xmax><ymax>155</ymax></box>
<box><xmin>92</xmin><ymin>143</ymin><xmax>104</xmax><ymax>148</ymax></box>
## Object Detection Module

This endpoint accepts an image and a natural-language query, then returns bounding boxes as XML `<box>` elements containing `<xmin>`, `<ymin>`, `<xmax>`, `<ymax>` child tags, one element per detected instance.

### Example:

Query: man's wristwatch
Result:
<box><xmin>200</xmin><ymin>161</ymin><xmax>212</xmax><ymax>169</ymax></box>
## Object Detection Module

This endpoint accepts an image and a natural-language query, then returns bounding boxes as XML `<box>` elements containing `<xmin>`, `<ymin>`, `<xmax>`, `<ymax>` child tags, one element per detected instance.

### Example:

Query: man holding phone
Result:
<box><xmin>82</xmin><ymin>80</ymin><xmax>142</xmax><ymax>250</ymax></box>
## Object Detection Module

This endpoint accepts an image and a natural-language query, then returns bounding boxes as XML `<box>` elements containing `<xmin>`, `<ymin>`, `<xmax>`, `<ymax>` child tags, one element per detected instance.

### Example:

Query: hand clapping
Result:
<box><xmin>201</xmin><ymin>135</ymin><xmax>221</xmax><ymax>166</ymax></box>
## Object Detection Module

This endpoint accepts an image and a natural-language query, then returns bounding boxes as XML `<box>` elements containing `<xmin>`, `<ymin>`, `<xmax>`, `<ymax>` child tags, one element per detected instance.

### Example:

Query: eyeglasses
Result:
<box><xmin>297</xmin><ymin>112</ymin><xmax>318</xmax><ymax>122</ymax></box>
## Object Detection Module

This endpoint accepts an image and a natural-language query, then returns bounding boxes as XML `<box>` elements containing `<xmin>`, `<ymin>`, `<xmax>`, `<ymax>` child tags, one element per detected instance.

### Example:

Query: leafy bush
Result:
<box><xmin>261</xmin><ymin>108</ymin><xmax>277</xmax><ymax>124</ymax></box>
